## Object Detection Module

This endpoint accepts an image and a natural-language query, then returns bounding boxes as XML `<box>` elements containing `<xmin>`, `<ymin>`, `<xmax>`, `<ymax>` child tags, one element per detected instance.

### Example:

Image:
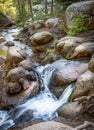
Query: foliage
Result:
<box><xmin>67</xmin><ymin>15</ymin><xmax>88</xmax><ymax>35</ymax></box>
<box><xmin>33</xmin><ymin>9</ymin><xmax>51</xmax><ymax>21</ymax></box>
<box><xmin>53</xmin><ymin>39</ymin><xmax>59</xmax><ymax>46</ymax></box>
<box><xmin>46</xmin><ymin>48</ymin><xmax>53</xmax><ymax>55</ymax></box>
<box><xmin>0</xmin><ymin>0</ymin><xmax>16</xmax><ymax>19</ymax></box>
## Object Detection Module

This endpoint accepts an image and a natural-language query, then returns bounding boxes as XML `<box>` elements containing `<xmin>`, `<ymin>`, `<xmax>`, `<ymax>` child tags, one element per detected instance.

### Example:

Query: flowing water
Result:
<box><xmin>0</xmin><ymin>28</ymin><xmax>75</xmax><ymax>130</ymax></box>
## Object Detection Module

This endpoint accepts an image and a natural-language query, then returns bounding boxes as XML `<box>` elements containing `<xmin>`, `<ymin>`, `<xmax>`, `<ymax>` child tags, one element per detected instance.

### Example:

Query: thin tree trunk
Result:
<box><xmin>28</xmin><ymin>0</ymin><xmax>33</xmax><ymax>20</ymax></box>
<box><xmin>45</xmin><ymin>0</ymin><xmax>48</xmax><ymax>14</ymax></box>
<box><xmin>51</xmin><ymin>0</ymin><xmax>54</xmax><ymax>14</ymax></box>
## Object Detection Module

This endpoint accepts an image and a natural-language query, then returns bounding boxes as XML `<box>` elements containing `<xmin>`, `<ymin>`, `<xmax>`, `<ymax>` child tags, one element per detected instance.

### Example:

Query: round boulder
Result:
<box><xmin>5</xmin><ymin>46</ymin><xmax>27</xmax><ymax>70</ymax></box>
<box><xmin>45</xmin><ymin>18</ymin><xmax>59</xmax><ymax>28</ymax></box>
<box><xmin>30</xmin><ymin>31</ymin><xmax>53</xmax><ymax>46</ymax></box>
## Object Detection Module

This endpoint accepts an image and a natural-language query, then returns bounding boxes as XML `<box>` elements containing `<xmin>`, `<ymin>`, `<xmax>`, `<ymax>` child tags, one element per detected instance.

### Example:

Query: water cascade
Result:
<box><xmin>0</xmin><ymin>29</ymin><xmax>75</xmax><ymax>130</ymax></box>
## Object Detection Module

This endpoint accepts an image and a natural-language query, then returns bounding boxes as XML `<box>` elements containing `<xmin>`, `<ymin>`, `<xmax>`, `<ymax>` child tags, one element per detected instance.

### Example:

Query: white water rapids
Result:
<box><xmin>0</xmin><ymin>28</ymin><xmax>75</xmax><ymax>130</ymax></box>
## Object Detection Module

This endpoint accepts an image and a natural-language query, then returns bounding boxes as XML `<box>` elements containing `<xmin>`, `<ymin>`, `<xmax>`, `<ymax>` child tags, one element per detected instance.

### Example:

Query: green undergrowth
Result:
<box><xmin>67</xmin><ymin>15</ymin><xmax>88</xmax><ymax>35</ymax></box>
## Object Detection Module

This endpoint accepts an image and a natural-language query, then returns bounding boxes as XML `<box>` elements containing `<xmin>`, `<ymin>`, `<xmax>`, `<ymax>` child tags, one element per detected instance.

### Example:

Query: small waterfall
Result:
<box><xmin>0</xmin><ymin>29</ymin><xmax>76</xmax><ymax>129</ymax></box>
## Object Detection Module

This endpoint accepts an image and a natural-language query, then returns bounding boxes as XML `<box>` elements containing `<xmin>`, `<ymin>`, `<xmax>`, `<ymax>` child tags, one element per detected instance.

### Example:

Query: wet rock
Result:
<box><xmin>71</xmin><ymin>71</ymin><xmax>94</xmax><ymax>100</ymax></box>
<box><xmin>65</xmin><ymin>0</ymin><xmax>94</xmax><ymax>29</ymax></box>
<box><xmin>6</xmin><ymin>67</ymin><xmax>28</xmax><ymax>83</ymax></box>
<box><xmin>0</xmin><ymin>36</ymin><xmax>6</xmax><ymax>44</ymax></box>
<box><xmin>88</xmin><ymin>54</ymin><xmax>94</xmax><ymax>73</ymax></box>
<box><xmin>51</xmin><ymin>60</ymin><xmax>88</xmax><ymax>87</ymax></box>
<box><xmin>5</xmin><ymin>46</ymin><xmax>27</xmax><ymax>70</ymax></box>
<box><xmin>58</xmin><ymin>102</ymin><xmax>82</xmax><ymax>118</ymax></box>
<box><xmin>6</xmin><ymin>82</ymin><xmax>22</xmax><ymax>95</ymax></box>
<box><xmin>30</xmin><ymin>31</ymin><xmax>53</xmax><ymax>46</ymax></box>
<box><xmin>45</xmin><ymin>18</ymin><xmax>59</xmax><ymax>28</ymax></box>
<box><xmin>56</xmin><ymin>36</ymin><xmax>86</xmax><ymax>59</ymax></box>
<box><xmin>5</xmin><ymin>41</ymin><xmax>14</xmax><ymax>47</ymax></box>
<box><xmin>23</xmin><ymin>121</ymin><xmax>73</xmax><ymax>130</ymax></box>
<box><xmin>42</xmin><ymin>52</ymin><xmax>61</xmax><ymax>64</ymax></box>
<box><xmin>5</xmin><ymin>66</ymin><xmax>37</xmax><ymax>95</ymax></box>
<box><xmin>0</xmin><ymin>12</ymin><xmax>13</xmax><ymax>28</ymax></box>
<box><xmin>72</xmin><ymin>42</ymin><xmax>94</xmax><ymax>58</ymax></box>
<box><xmin>1</xmin><ymin>81</ymin><xmax>39</xmax><ymax>108</ymax></box>
<box><xmin>18</xmin><ymin>60</ymin><xmax>35</xmax><ymax>71</ymax></box>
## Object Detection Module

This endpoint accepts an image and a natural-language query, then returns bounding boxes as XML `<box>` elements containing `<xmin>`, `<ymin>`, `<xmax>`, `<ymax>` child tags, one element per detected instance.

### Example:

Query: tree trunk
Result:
<box><xmin>28</xmin><ymin>0</ymin><xmax>33</xmax><ymax>20</ymax></box>
<box><xmin>51</xmin><ymin>0</ymin><xmax>54</xmax><ymax>14</ymax></box>
<box><xmin>45</xmin><ymin>0</ymin><xmax>48</xmax><ymax>14</ymax></box>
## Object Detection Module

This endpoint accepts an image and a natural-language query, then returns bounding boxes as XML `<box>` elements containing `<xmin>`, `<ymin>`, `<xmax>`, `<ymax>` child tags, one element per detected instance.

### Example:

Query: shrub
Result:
<box><xmin>67</xmin><ymin>15</ymin><xmax>88</xmax><ymax>35</ymax></box>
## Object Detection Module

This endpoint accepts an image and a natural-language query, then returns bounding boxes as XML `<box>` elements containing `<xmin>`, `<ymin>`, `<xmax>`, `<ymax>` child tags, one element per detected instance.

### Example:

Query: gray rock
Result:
<box><xmin>23</xmin><ymin>121</ymin><xmax>73</xmax><ymax>130</ymax></box>
<box><xmin>65</xmin><ymin>0</ymin><xmax>94</xmax><ymax>29</ymax></box>
<box><xmin>71</xmin><ymin>71</ymin><xmax>94</xmax><ymax>100</ymax></box>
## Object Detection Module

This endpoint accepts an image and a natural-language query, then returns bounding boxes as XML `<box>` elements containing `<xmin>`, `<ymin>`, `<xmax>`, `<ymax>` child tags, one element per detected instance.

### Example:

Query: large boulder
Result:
<box><xmin>1</xmin><ymin>81</ymin><xmax>39</xmax><ymax>108</ymax></box>
<box><xmin>65</xmin><ymin>0</ymin><xmax>94</xmax><ymax>29</ymax></box>
<box><xmin>5</xmin><ymin>46</ymin><xmax>27</xmax><ymax>70</ymax></box>
<box><xmin>5</xmin><ymin>67</ymin><xmax>37</xmax><ymax>95</ymax></box>
<box><xmin>50</xmin><ymin>59</ymin><xmax>88</xmax><ymax>87</ymax></box>
<box><xmin>23</xmin><ymin>121</ymin><xmax>73</xmax><ymax>130</ymax></box>
<box><xmin>56</xmin><ymin>36</ymin><xmax>94</xmax><ymax>59</ymax></box>
<box><xmin>45</xmin><ymin>18</ymin><xmax>59</xmax><ymax>28</ymax></box>
<box><xmin>0</xmin><ymin>13</ymin><xmax>13</xmax><ymax>28</ymax></box>
<box><xmin>72</xmin><ymin>42</ymin><xmax>94</xmax><ymax>58</ymax></box>
<box><xmin>88</xmin><ymin>54</ymin><xmax>94</xmax><ymax>73</ymax></box>
<box><xmin>71</xmin><ymin>71</ymin><xmax>94</xmax><ymax>100</ymax></box>
<box><xmin>56</xmin><ymin>36</ymin><xmax>86</xmax><ymax>59</ymax></box>
<box><xmin>30</xmin><ymin>31</ymin><xmax>53</xmax><ymax>46</ymax></box>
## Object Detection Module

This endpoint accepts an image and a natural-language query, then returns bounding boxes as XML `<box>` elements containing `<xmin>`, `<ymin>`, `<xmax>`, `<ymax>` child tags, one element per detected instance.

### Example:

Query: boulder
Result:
<box><xmin>72</xmin><ymin>42</ymin><xmax>94</xmax><ymax>58</ymax></box>
<box><xmin>45</xmin><ymin>18</ymin><xmax>59</xmax><ymax>28</ymax></box>
<box><xmin>1</xmin><ymin>81</ymin><xmax>39</xmax><ymax>108</ymax></box>
<box><xmin>30</xmin><ymin>31</ymin><xmax>53</xmax><ymax>46</ymax></box>
<box><xmin>23</xmin><ymin>121</ymin><xmax>73</xmax><ymax>130</ymax></box>
<box><xmin>88</xmin><ymin>54</ymin><xmax>94</xmax><ymax>73</ymax></box>
<box><xmin>71</xmin><ymin>71</ymin><xmax>94</xmax><ymax>100</ymax></box>
<box><xmin>18</xmin><ymin>60</ymin><xmax>35</xmax><ymax>71</ymax></box>
<box><xmin>5</xmin><ymin>67</ymin><xmax>37</xmax><ymax>94</ymax></box>
<box><xmin>5</xmin><ymin>46</ymin><xmax>27</xmax><ymax>70</ymax></box>
<box><xmin>65</xmin><ymin>0</ymin><xmax>94</xmax><ymax>29</ymax></box>
<box><xmin>58</xmin><ymin>102</ymin><xmax>82</xmax><ymax>118</ymax></box>
<box><xmin>50</xmin><ymin>59</ymin><xmax>88</xmax><ymax>87</ymax></box>
<box><xmin>56</xmin><ymin>36</ymin><xmax>86</xmax><ymax>59</ymax></box>
<box><xmin>0</xmin><ymin>12</ymin><xmax>13</xmax><ymax>28</ymax></box>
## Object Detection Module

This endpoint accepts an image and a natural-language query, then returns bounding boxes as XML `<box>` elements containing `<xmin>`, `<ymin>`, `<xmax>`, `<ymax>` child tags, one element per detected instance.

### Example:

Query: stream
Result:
<box><xmin>0</xmin><ymin>28</ymin><xmax>75</xmax><ymax>130</ymax></box>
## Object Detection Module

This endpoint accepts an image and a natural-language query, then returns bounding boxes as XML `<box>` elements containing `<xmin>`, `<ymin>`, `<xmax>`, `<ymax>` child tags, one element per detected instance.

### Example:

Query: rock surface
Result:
<box><xmin>30</xmin><ymin>31</ymin><xmax>53</xmax><ymax>46</ymax></box>
<box><xmin>45</xmin><ymin>18</ymin><xmax>59</xmax><ymax>28</ymax></box>
<box><xmin>58</xmin><ymin>102</ymin><xmax>82</xmax><ymax>118</ymax></box>
<box><xmin>23</xmin><ymin>121</ymin><xmax>73</xmax><ymax>130</ymax></box>
<box><xmin>65</xmin><ymin>0</ymin><xmax>94</xmax><ymax>29</ymax></box>
<box><xmin>56</xmin><ymin>36</ymin><xmax>86</xmax><ymax>59</ymax></box>
<box><xmin>50</xmin><ymin>59</ymin><xmax>88</xmax><ymax>87</ymax></box>
<box><xmin>88</xmin><ymin>54</ymin><xmax>94</xmax><ymax>73</ymax></box>
<box><xmin>5</xmin><ymin>46</ymin><xmax>27</xmax><ymax>70</ymax></box>
<box><xmin>0</xmin><ymin>81</ymin><xmax>39</xmax><ymax>108</ymax></box>
<box><xmin>0</xmin><ymin>12</ymin><xmax>13</xmax><ymax>28</ymax></box>
<box><xmin>72</xmin><ymin>42</ymin><xmax>94</xmax><ymax>58</ymax></box>
<box><xmin>71</xmin><ymin>71</ymin><xmax>94</xmax><ymax>100</ymax></box>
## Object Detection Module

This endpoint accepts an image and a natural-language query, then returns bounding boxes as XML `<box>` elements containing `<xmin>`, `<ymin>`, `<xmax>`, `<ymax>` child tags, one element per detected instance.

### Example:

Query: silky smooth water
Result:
<box><xmin>0</xmin><ymin>29</ymin><xmax>75</xmax><ymax>130</ymax></box>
